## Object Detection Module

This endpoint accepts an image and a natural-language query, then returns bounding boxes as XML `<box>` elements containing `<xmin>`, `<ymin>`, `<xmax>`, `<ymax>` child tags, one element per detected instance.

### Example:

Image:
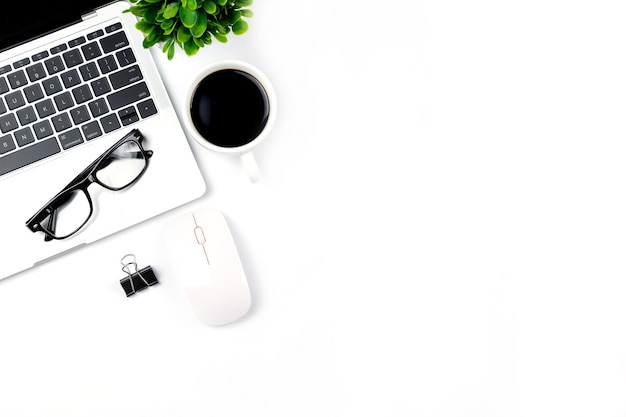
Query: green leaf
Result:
<box><xmin>161</xmin><ymin>18</ymin><xmax>175</xmax><ymax>30</ymax></box>
<box><xmin>135</xmin><ymin>20</ymin><xmax>154</xmax><ymax>34</ymax></box>
<box><xmin>162</xmin><ymin>19</ymin><xmax>177</xmax><ymax>35</ymax></box>
<box><xmin>143</xmin><ymin>6</ymin><xmax>161</xmax><ymax>23</ymax></box>
<box><xmin>230</xmin><ymin>11</ymin><xmax>242</xmax><ymax>23</ymax></box>
<box><xmin>235</xmin><ymin>0</ymin><xmax>253</xmax><ymax>7</ymax></box>
<box><xmin>203</xmin><ymin>0</ymin><xmax>217</xmax><ymax>14</ymax></box>
<box><xmin>124</xmin><ymin>6</ymin><xmax>146</xmax><ymax>16</ymax></box>
<box><xmin>232</xmin><ymin>20</ymin><xmax>248</xmax><ymax>35</ymax></box>
<box><xmin>167</xmin><ymin>43</ymin><xmax>176</xmax><ymax>60</ymax></box>
<box><xmin>213</xmin><ymin>32</ymin><xmax>228</xmax><ymax>43</ymax></box>
<box><xmin>179</xmin><ymin>6</ymin><xmax>199</xmax><ymax>28</ymax></box>
<box><xmin>183</xmin><ymin>40</ymin><xmax>200</xmax><ymax>56</ymax></box>
<box><xmin>217</xmin><ymin>0</ymin><xmax>227</xmax><ymax>5</ymax></box>
<box><xmin>163</xmin><ymin>2</ymin><xmax>180</xmax><ymax>19</ymax></box>
<box><xmin>190</xmin><ymin>12</ymin><xmax>207</xmax><ymax>37</ymax></box>
<box><xmin>187</xmin><ymin>0</ymin><xmax>198</xmax><ymax>10</ymax></box>
<box><xmin>145</xmin><ymin>26</ymin><xmax>162</xmax><ymax>44</ymax></box>
<box><xmin>143</xmin><ymin>35</ymin><xmax>159</xmax><ymax>49</ymax></box>
<box><xmin>241</xmin><ymin>9</ymin><xmax>253</xmax><ymax>18</ymax></box>
<box><xmin>177</xmin><ymin>26</ymin><xmax>192</xmax><ymax>43</ymax></box>
<box><xmin>162</xmin><ymin>37</ymin><xmax>175</xmax><ymax>52</ymax></box>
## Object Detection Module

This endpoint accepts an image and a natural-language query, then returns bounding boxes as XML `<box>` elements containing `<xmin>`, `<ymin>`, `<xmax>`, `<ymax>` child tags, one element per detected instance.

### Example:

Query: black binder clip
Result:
<box><xmin>119</xmin><ymin>254</ymin><xmax>158</xmax><ymax>297</ymax></box>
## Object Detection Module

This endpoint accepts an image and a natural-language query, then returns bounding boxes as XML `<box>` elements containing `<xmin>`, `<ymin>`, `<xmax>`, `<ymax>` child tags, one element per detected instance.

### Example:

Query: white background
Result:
<box><xmin>1</xmin><ymin>1</ymin><xmax>626</xmax><ymax>416</ymax></box>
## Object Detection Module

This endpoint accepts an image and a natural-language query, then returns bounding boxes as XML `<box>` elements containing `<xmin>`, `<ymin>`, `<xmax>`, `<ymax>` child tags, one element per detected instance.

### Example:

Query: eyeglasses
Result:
<box><xmin>25</xmin><ymin>129</ymin><xmax>153</xmax><ymax>241</ymax></box>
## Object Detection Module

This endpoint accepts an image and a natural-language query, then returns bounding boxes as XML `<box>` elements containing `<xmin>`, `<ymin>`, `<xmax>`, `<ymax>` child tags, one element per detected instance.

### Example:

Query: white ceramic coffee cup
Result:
<box><xmin>182</xmin><ymin>60</ymin><xmax>277</xmax><ymax>183</ymax></box>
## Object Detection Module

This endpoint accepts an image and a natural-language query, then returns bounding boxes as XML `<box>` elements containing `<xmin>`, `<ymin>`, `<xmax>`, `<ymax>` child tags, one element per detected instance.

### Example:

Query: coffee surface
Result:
<box><xmin>190</xmin><ymin>69</ymin><xmax>270</xmax><ymax>148</ymax></box>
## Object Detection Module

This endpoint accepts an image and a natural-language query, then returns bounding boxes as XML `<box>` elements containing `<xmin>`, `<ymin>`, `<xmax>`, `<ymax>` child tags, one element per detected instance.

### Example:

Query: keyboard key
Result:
<box><xmin>101</xmin><ymin>31</ymin><xmax>129</xmax><ymax>53</ymax></box>
<box><xmin>26</xmin><ymin>63</ymin><xmax>46</xmax><ymax>82</ymax></box>
<box><xmin>72</xmin><ymin>85</ymin><xmax>93</xmax><ymax>104</ymax></box>
<box><xmin>35</xmin><ymin>99</ymin><xmax>55</xmax><ymax>118</ymax></box>
<box><xmin>0</xmin><ymin>65</ymin><xmax>12</xmax><ymax>75</ymax></box>
<box><xmin>44</xmin><ymin>56</ymin><xmax>65</xmax><ymax>75</ymax></box>
<box><xmin>5</xmin><ymin>91</ymin><xmax>25</xmax><ymax>110</ymax></box>
<box><xmin>43</xmin><ymin>76</ymin><xmax>63</xmax><ymax>95</ymax></box>
<box><xmin>33</xmin><ymin>119</ymin><xmax>53</xmax><ymax>139</ymax></box>
<box><xmin>110</xmin><ymin>65</ymin><xmax>143</xmax><ymax>89</ymax></box>
<box><xmin>79</xmin><ymin>62</ymin><xmax>99</xmax><ymax>81</ymax></box>
<box><xmin>87</xmin><ymin>30</ymin><xmax>104</xmax><ymax>40</ymax></box>
<box><xmin>97</xmin><ymin>55</ymin><xmax>118</xmax><ymax>74</ymax></box>
<box><xmin>61</xmin><ymin>69</ymin><xmax>81</xmax><ymax>88</ymax></box>
<box><xmin>51</xmin><ymin>112</ymin><xmax>72</xmax><ymax>132</ymax></box>
<box><xmin>137</xmin><ymin>99</ymin><xmax>157</xmax><ymax>118</ymax></box>
<box><xmin>58</xmin><ymin>128</ymin><xmax>83</xmax><ymax>149</ymax></box>
<box><xmin>54</xmin><ymin>92</ymin><xmax>74</xmax><ymax>111</ymax></box>
<box><xmin>62</xmin><ymin>49</ymin><xmax>83</xmax><ymax>68</ymax></box>
<box><xmin>7</xmin><ymin>70</ymin><xmax>27</xmax><ymax>89</ymax></box>
<box><xmin>115</xmin><ymin>48</ymin><xmax>136</xmax><ymax>67</ymax></box>
<box><xmin>107</xmin><ymin>82</ymin><xmax>150</xmax><ymax>110</ymax></box>
<box><xmin>0</xmin><ymin>113</ymin><xmax>18</xmax><ymax>133</ymax></box>
<box><xmin>0</xmin><ymin>99</ymin><xmax>6</xmax><ymax>115</ymax></box>
<box><xmin>70</xmin><ymin>105</ymin><xmax>90</xmax><ymax>125</ymax></box>
<box><xmin>81</xmin><ymin>121</ymin><xmax>102</xmax><ymax>140</ymax></box>
<box><xmin>32</xmin><ymin>51</ymin><xmax>49</xmax><ymax>61</ymax></box>
<box><xmin>91</xmin><ymin>77</ymin><xmax>111</xmax><ymax>96</ymax></box>
<box><xmin>14</xmin><ymin>127</ymin><xmax>35</xmax><ymax>147</ymax></box>
<box><xmin>81</xmin><ymin>42</ymin><xmax>102</xmax><ymax>61</ymax></box>
<box><xmin>50</xmin><ymin>44</ymin><xmax>68</xmax><ymax>54</ymax></box>
<box><xmin>0</xmin><ymin>137</ymin><xmax>61</xmax><ymax>176</ymax></box>
<box><xmin>105</xmin><ymin>23</ymin><xmax>123</xmax><ymax>33</ymax></box>
<box><xmin>23</xmin><ymin>84</ymin><xmax>44</xmax><ymax>103</ymax></box>
<box><xmin>101</xmin><ymin>114</ymin><xmax>120</xmax><ymax>133</ymax></box>
<box><xmin>0</xmin><ymin>134</ymin><xmax>15</xmax><ymax>154</ymax></box>
<box><xmin>88</xmin><ymin>98</ymin><xmax>108</xmax><ymax>117</ymax></box>
<box><xmin>68</xmin><ymin>37</ymin><xmax>86</xmax><ymax>48</ymax></box>
<box><xmin>16</xmin><ymin>106</ymin><xmax>36</xmax><ymax>125</ymax></box>
<box><xmin>13</xmin><ymin>58</ymin><xmax>30</xmax><ymax>69</ymax></box>
<box><xmin>118</xmin><ymin>106</ymin><xmax>139</xmax><ymax>126</ymax></box>
<box><xmin>0</xmin><ymin>77</ymin><xmax>8</xmax><ymax>94</ymax></box>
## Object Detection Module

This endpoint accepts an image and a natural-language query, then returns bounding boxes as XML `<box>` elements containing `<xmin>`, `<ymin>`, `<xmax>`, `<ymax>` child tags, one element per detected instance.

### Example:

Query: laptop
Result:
<box><xmin>0</xmin><ymin>1</ymin><xmax>206</xmax><ymax>280</ymax></box>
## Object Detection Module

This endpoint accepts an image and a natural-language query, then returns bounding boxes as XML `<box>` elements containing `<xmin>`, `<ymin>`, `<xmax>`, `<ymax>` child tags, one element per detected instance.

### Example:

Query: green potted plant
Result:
<box><xmin>124</xmin><ymin>0</ymin><xmax>253</xmax><ymax>60</ymax></box>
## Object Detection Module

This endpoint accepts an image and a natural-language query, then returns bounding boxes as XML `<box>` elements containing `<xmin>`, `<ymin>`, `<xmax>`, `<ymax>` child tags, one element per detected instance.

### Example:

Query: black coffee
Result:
<box><xmin>190</xmin><ymin>69</ymin><xmax>270</xmax><ymax>148</ymax></box>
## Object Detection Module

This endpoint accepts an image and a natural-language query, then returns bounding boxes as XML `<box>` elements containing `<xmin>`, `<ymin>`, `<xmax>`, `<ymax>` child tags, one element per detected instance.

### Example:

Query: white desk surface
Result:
<box><xmin>2</xmin><ymin>1</ymin><xmax>626</xmax><ymax>416</ymax></box>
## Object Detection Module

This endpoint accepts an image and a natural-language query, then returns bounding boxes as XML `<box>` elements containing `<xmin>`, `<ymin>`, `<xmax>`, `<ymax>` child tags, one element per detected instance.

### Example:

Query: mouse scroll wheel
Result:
<box><xmin>194</xmin><ymin>226</ymin><xmax>206</xmax><ymax>245</ymax></box>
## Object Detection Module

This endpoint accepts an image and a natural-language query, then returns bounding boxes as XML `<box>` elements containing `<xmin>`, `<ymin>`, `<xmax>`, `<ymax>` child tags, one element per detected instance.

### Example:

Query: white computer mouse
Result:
<box><xmin>169</xmin><ymin>207</ymin><xmax>251</xmax><ymax>326</ymax></box>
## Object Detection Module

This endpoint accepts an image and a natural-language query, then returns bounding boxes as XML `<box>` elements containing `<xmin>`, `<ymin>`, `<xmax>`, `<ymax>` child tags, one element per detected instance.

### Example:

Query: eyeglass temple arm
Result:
<box><xmin>26</xmin><ymin>168</ymin><xmax>84</xmax><ymax>231</ymax></box>
<box><xmin>43</xmin><ymin>208</ymin><xmax>57</xmax><ymax>242</ymax></box>
<box><xmin>41</xmin><ymin>187</ymin><xmax>76</xmax><ymax>241</ymax></box>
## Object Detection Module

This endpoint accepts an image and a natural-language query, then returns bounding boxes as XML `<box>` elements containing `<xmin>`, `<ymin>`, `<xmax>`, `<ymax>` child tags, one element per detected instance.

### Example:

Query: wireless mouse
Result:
<box><xmin>169</xmin><ymin>207</ymin><xmax>251</xmax><ymax>326</ymax></box>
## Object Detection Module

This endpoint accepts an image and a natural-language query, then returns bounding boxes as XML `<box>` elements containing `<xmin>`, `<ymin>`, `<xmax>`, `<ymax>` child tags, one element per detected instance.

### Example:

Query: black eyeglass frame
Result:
<box><xmin>25</xmin><ymin>129</ymin><xmax>153</xmax><ymax>241</ymax></box>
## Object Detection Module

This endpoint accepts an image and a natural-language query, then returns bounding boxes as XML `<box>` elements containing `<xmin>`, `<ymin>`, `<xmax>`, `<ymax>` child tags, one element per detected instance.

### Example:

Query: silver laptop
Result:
<box><xmin>0</xmin><ymin>1</ymin><xmax>206</xmax><ymax>280</ymax></box>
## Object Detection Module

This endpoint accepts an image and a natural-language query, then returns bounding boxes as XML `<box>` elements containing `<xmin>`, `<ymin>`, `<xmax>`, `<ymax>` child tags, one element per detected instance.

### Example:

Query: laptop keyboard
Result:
<box><xmin>0</xmin><ymin>22</ymin><xmax>158</xmax><ymax>177</ymax></box>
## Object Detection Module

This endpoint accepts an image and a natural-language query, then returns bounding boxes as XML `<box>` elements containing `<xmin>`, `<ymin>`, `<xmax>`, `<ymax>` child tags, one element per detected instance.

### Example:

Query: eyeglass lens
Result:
<box><xmin>96</xmin><ymin>140</ymin><xmax>148</xmax><ymax>190</ymax></box>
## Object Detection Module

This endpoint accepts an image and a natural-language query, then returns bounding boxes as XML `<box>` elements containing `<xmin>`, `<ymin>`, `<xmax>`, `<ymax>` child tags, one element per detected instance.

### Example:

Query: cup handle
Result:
<box><xmin>240</xmin><ymin>151</ymin><xmax>261</xmax><ymax>183</ymax></box>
